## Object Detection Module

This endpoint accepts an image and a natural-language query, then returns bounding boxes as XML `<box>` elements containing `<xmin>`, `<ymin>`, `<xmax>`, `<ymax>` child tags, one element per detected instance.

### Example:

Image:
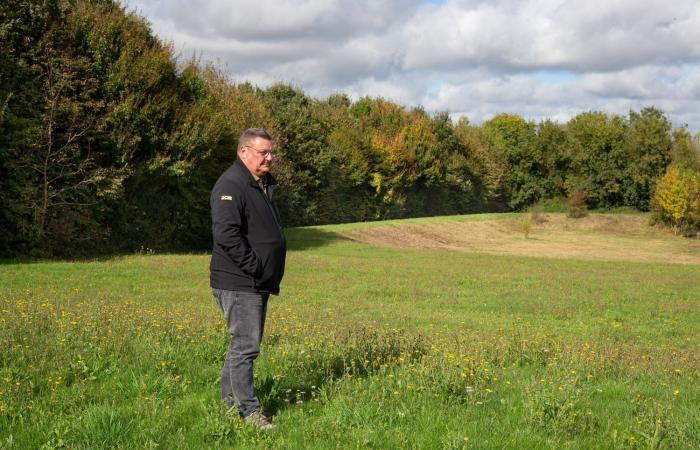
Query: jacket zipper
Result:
<box><xmin>259</xmin><ymin>183</ymin><xmax>283</xmax><ymax>232</ymax></box>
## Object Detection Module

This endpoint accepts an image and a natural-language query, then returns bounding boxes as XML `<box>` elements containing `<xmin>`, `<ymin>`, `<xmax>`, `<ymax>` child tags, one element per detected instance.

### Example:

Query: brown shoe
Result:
<box><xmin>244</xmin><ymin>410</ymin><xmax>276</xmax><ymax>431</ymax></box>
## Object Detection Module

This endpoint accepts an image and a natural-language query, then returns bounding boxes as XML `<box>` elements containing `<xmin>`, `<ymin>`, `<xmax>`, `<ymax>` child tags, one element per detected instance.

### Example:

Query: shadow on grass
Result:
<box><xmin>256</xmin><ymin>330</ymin><xmax>428</xmax><ymax>416</ymax></box>
<box><xmin>0</xmin><ymin>226</ymin><xmax>345</xmax><ymax>264</ymax></box>
<box><xmin>0</xmin><ymin>252</ymin><xmax>212</xmax><ymax>266</ymax></box>
<box><xmin>256</xmin><ymin>357</ymin><xmax>347</xmax><ymax>416</ymax></box>
<box><xmin>285</xmin><ymin>227</ymin><xmax>348</xmax><ymax>251</ymax></box>
<box><xmin>0</xmin><ymin>256</ymin><xmax>114</xmax><ymax>265</ymax></box>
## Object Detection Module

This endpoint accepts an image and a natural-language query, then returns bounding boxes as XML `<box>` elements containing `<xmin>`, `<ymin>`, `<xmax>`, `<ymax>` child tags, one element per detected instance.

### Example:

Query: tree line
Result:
<box><xmin>2</xmin><ymin>0</ymin><xmax>699</xmax><ymax>257</ymax></box>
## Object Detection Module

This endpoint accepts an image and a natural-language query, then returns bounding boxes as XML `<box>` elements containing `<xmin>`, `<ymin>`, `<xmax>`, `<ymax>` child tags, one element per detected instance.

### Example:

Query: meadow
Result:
<box><xmin>1</xmin><ymin>213</ymin><xmax>699</xmax><ymax>449</ymax></box>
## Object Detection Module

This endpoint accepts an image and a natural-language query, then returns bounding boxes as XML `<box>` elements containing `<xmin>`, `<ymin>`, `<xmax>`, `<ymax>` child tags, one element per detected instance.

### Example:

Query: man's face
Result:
<box><xmin>239</xmin><ymin>137</ymin><xmax>274</xmax><ymax>178</ymax></box>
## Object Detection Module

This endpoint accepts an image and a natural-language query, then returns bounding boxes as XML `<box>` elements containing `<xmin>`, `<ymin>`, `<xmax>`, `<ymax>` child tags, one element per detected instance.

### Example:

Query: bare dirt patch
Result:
<box><xmin>343</xmin><ymin>214</ymin><xmax>700</xmax><ymax>264</ymax></box>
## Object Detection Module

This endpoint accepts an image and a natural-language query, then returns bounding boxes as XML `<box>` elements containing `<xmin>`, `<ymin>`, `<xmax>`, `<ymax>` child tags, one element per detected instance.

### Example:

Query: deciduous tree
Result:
<box><xmin>623</xmin><ymin>106</ymin><xmax>672</xmax><ymax>210</ymax></box>
<box><xmin>565</xmin><ymin>112</ymin><xmax>627</xmax><ymax>209</ymax></box>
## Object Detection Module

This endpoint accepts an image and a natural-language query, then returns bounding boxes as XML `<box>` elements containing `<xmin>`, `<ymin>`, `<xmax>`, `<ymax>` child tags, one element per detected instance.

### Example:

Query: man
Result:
<box><xmin>210</xmin><ymin>128</ymin><xmax>286</xmax><ymax>430</ymax></box>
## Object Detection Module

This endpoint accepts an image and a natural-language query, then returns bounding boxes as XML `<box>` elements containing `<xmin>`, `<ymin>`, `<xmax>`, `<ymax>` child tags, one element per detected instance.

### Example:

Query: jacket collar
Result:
<box><xmin>233</xmin><ymin>157</ymin><xmax>278</xmax><ymax>188</ymax></box>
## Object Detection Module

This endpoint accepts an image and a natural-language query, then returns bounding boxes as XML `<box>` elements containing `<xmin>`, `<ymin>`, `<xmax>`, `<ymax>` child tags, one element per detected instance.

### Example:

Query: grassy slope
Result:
<box><xmin>1</xmin><ymin>213</ymin><xmax>699</xmax><ymax>449</ymax></box>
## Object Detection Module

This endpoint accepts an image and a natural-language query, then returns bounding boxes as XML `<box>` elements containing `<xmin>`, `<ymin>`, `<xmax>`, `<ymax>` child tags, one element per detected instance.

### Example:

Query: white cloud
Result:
<box><xmin>125</xmin><ymin>0</ymin><xmax>700</xmax><ymax>130</ymax></box>
<box><xmin>135</xmin><ymin>0</ymin><xmax>420</xmax><ymax>41</ymax></box>
<box><xmin>401</xmin><ymin>0</ymin><xmax>700</xmax><ymax>72</ymax></box>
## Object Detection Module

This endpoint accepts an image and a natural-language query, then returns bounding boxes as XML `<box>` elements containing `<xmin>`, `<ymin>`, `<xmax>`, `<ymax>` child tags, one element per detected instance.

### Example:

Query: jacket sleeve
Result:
<box><xmin>211</xmin><ymin>182</ymin><xmax>262</xmax><ymax>277</ymax></box>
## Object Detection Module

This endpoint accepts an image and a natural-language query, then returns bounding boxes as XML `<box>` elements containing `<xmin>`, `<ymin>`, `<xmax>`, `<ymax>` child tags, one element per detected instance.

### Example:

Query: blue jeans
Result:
<box><xmin>212</xmin><ymin>288</ymin><xmax>269</xmax><ymax>417</ymax></box>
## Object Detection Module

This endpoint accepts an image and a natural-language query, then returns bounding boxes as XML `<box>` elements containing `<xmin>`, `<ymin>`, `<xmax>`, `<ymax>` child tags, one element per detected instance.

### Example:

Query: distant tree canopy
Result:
<box><xmin>1</xmin><ymin>0</ymin><xmax>698</xmax><ymax>257</ymax></box>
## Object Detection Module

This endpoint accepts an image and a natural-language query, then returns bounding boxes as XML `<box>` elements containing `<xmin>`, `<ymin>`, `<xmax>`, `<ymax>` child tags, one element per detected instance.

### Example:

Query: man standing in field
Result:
<box><xmin>210</xmin><ymin>128</ymin><xmax>286</xmax><ymax>430</ymax></box>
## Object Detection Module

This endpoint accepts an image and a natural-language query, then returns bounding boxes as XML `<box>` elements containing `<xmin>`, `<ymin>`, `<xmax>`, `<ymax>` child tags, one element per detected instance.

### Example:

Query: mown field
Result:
<box><xmin>1</xmin><ymin>213</ymin><xmax>699</xmax><ymax>449</ymax></box>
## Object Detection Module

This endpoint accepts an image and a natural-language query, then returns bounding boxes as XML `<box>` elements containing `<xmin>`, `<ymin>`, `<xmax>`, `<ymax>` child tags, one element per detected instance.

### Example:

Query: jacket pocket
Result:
<box><xmin>257</xmin><ymin>252</ymin><xmax>273</xmax><ymax>284</ymax></box>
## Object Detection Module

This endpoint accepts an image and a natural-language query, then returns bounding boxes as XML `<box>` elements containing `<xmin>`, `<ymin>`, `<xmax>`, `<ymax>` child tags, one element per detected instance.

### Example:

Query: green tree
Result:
<box><xmin>315</xmin><ymin>94</ymin><xmax>379</xmax><ymax>222</ymax></box>
<box><xmin>68</xmin><ymin>1</ymin><xmax>215</xmax><ymax>252</ymax></box>
<box><xmin>536</xmin><ymin>119</ymin><xmax>569</xmax><ymax>199</ymax></box>
<box><xmin>1</xmin><ymin>0</ymin><xmax>63</xmax><ymax>254</ymax></box>
<box><xmin>670</xmin><ymin>126</ymin><xmax>700</xmax><ymax>171</ymax></box>
<box><xmin>1</xmin><ymin>0</ymin><xmax>126</xmax><ymax>255</ymax></box>
<box><xmin>453</xmin><ymin>117</ymin><xmax>505</xmax><ymax>209</ymax></box>
<box><xmin>21</xmin><ymin>44</ymin><xmax>118</xmax><ymax>253</ymax></box>
<box><xmin>430</xmin><ymin>112</ymin><xmax>483</xmax><ymax>213</ymax></box>
<box><xmin>0</xmin><ymin>0</ymin><xmax>253</xmax><ymax>255</ymax></box>
<box><xmin>565</xmin><ymin>112</ymin><xmax>627</xmax><ymax>209</ymax></box>
<box><xmin>260</xmin><ymin>83</ymin><xmax>331</xmax><ymax>225</ymax></box>
<box><xmin>482</xmin><ymin>114</ymin><xmax>545</xmax><ymax>210</ymax></box>
<box><xmin>623</xmin><ymin>106</ymin><xmax>672</xmax><ymax>210</ymax></box>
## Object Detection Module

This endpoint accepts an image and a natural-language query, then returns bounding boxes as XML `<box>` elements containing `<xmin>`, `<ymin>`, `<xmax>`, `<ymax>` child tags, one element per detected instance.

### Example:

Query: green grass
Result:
<box><xmin>1</xmin><ymin>213</ymin><xmax>699</xmax><ymax>449</ymax></box>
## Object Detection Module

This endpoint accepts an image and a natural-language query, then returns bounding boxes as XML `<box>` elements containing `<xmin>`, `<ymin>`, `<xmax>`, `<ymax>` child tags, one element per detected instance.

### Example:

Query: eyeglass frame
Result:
<box><xmin>243</xmin><ymin>145</ymin><xmax>275</xmax><ymax>158</ymax></box>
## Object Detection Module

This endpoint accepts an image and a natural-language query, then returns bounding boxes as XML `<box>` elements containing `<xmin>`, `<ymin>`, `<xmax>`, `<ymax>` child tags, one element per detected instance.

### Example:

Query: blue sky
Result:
<box><xmin>125</xmin><ymin>0</ymin><xmax>700</xmax><ymax>131</ymax></box>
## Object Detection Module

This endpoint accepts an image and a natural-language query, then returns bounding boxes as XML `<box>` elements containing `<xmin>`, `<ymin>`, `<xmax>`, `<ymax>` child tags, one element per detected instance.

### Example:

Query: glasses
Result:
<box><xmin>244</xmin><ymin>145</ymin><xmax>275</xmax><ymax>158</ymax></box>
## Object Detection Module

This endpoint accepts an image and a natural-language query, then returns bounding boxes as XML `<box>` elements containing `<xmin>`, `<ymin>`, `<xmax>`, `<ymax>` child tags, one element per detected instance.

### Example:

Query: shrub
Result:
<box><xmin>522</xmin><ymin>214</ymin><xmax>532</xmax><ymax>239</ymax></box>
<box><xmin>566</xmin><ymin>189</ymin><xmax>588</xmax><ymax>218</ymax></box>
<box><xmin>528</xmin><ymin>203</ymin><xmax>548</xmax><ymax>224</ymax></box>
<box><xmin>651</xmin><ymin>165</ymin><xmax>700</xmax><ymax>236</ymax></box>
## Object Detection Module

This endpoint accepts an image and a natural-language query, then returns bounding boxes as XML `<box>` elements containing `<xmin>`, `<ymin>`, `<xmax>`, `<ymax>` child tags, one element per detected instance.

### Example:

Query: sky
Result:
<box><xmin>123</xmin><ymin>0</ymin><xmax>700</xmax><ymax>131</ymax></box>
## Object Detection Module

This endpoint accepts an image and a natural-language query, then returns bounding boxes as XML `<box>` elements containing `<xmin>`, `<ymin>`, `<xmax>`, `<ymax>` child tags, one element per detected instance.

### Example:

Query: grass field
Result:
<box><xmin>1</xmin><ymin>213</ymin><xmax>699</xmax><ymax>449</ymax></box>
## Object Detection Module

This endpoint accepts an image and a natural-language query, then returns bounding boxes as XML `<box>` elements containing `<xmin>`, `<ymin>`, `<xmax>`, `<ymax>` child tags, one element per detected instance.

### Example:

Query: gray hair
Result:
<box><xmin>237</xmin><ymin>128</ymin><xmax>272</xmax><ymax>151</ymax></box>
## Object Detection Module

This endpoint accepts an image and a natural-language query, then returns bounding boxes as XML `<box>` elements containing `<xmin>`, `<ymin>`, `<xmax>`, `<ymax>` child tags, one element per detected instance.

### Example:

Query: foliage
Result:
<box><xmin>623</xmin><ymin>107</ymin><xmax>672</xmax><ymax>210</ymax></box>
<box><xmin>0</xmin><ymin>0</ymin><xmax>260</xmax><ymax>255</ymax></box>
<box><xmin>527</xmin><ymin>203</ymin><xmax>548</xmax><ymax>225</ymax></box>
<box><xmin>565</xmin><ymin>112</ymin><xmax>628</xmax><ymax>209</ymax></box>
<box><xmin>670</xmin><ymin>127</ymin><xmax>700</xmax><ymax>172</ymax></box>
<box><xmin>566</xmin><ymin>189</ymin><xmax>588</xmax><ymax>218</ymax></box>
<box><xmin>0</xmin><ymin>0</ymin><xmax>121</xmax><ymax>256</ymax></box>
<box><xmin>482</xmin><ymin>114</ymin><xmax>547</xmax><ymax>210</ymax></box>
<box><xmin>0</xmin><ymin>0</ymin><xmax>690</xmax><ymax>257</ymax></box>
<box><xmin>453</xmin><ymin>118</ymin><xmax>506</xmax><ymax>209</ymax></box>
<box><xmin>536</xmin><ymin>120</ymin><xmax>569</xmax><ymax>200</ymax></box>
<box><xmin>651</xmin><ymin>165</ymin><xmax>700</xmax><ymax>236</ymax></box>
<box><xmin>522</xmin><ymin>214</ymin><xmax>532</xmax><ymax>239</ymax></box>
<box><xmin>260</xmin><ymin>84</ymin><xmax>332</xmax><ymax>225</ymax></box>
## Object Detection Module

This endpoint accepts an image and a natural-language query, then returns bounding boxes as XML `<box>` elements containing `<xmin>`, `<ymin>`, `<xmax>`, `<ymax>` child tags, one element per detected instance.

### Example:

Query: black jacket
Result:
<box><xmin>210</xmin><ymin>158</ymin><xmax>286</xmax><ymax>294</ymax></box>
